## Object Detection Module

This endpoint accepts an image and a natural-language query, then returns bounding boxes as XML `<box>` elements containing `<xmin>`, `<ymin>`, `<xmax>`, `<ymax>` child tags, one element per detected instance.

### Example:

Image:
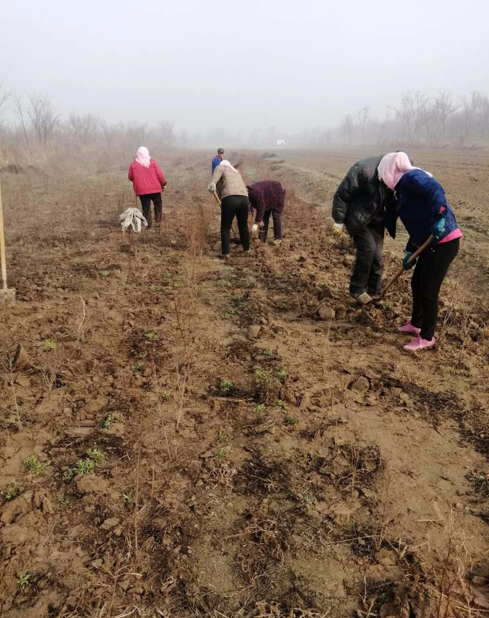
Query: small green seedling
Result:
<box><xmin>277</xmin><ymin>370</ymin><xmax>289</xmax><ymax>382</ymax></box>
<box><xmin>63</xmin><ymin>449</ymin><xmax>105</xmax><ymax>481</ymax></box>
<box><xmin>218</xmin><ymin>429</ymin><xmax>226</xmax><ymax>442</ymax></box>
<box><xmin>123</xmin><ymin>491</ymin><xmax>134</xmax><ymax>506</ymax></box>
<box><xmin>132</xmin><ymin>361</ymin><xmax>144</xmax><ymax>372</ymax></box>
<box><xmin>263</xmin><ymin>349</ymin><xmax>274</xmax><ymax>357</ymax></box>
<box><xmin>44</xmin><ymin>340</ymin><xmax>56</xmax><ymax>351</ymax></box>
<box><xmin>86</xmin><ymin>448</ymin><xmax>105</xmax><ymax>464</ymax></box>
<box><xmin>226</xmin><ymin>295</ymin><xmax>249</xmax><ymax>316</ymax></box>
<box><xmin>145</xmin><ymin>332</ymin><xmax>157</xmax><ymax>340</ymax></box>
<box><xmin>215</xmin><ymin>448</ymin><xmax>226</xmax><ymax>459</ymax></box>
<box><xmin>18</xmin><ymin>573</ymin><xmax>33</xmax><ymax>592</ymax></box>
<box><xmin>102</xmin><ymin>413</ymin><xmax>116</xmax><ymax>429</ymax></box>
<box><xmin>284</xmin><ymin>415</ymin><xmax>298</xmax><ymax>426</ymax></box>
<box><xmin>1</xmin><ymin>486</ymin><xmax>20</xmax><ymax>502</ymax></box>
<box><xmin>220</xmin><ymin>380</ymin><xmax>235</xmax><ymax>394</ymax></box>
<box><xmin>254</xmin><ymin>369</ymin><xmax>269</xmax><ymax>382</ymax></box>
<box><xmin>25</xmin><ymin>455</ymin><xmax>50</xmax><ymax>476</ymax></box>
<box><xmin>254</xmin><ymin>403</ymin><xmax>266</xmax><ymax>413</ymax></box>
<box><xmin>150</xmin><ymin>284</ymin><xmax>165</xmax><ymax>292</ymax></box>
<box><xmin>100</xmin><ymin>270</ymin><xmax>110</xmax><ymax>277</ymax></box>
<box><xmin>277</xmin><ymin>399</ymin><xmax>288</xmax><ymax>411</ymax></box>
<box><xmin>162</xmin><ymin>391</ymin><xmax>172</xmax><ymax>401</ymax></box>
<box><xmin>58</xmin><ymin>497</ymin><xmax>70</xmax><ymax>507</ymax></box>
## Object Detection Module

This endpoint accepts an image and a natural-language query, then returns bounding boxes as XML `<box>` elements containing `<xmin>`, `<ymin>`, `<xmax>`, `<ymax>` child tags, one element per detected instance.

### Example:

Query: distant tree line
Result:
<box><xmin>329</xmin><ymin>91</ymin><xmax>489</xmax><ymax>148</ymax></box>
<box><xmin>1</xmin><ymin>83</ymin><xmax>488</xmax><ymax>161</ymax></box>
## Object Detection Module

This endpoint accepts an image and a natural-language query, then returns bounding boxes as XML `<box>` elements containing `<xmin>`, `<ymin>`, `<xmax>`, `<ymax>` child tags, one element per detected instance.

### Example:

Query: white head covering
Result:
<box><xmin>377</xmin><ymin>151</ymin><xmax>431</xmax><ymax>190</ymax></box>
<box><xmin>135</xmin><ymin>146</ymin><xmax>151</xmax><ymax>168</ymax></box>
<box><xmin>219</xmin><ymin>159</ymin><xmax>238</xmax><ymax>173</ymax></box>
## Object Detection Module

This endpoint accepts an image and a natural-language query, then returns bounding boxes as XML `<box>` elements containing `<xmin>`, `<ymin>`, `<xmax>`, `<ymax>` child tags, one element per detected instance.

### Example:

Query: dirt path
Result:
<box><xmin>1</xmin><ymin>151</ymin><xmax>489</xmax><ymax>617</ymax></box>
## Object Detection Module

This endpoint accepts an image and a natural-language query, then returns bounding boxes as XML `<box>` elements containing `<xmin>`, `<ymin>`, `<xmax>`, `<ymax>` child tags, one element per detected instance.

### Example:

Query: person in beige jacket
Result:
<box><xmin>208</xmin><ymin>160</ymin><xmax>250</xmax><ymax>258</ymax></box>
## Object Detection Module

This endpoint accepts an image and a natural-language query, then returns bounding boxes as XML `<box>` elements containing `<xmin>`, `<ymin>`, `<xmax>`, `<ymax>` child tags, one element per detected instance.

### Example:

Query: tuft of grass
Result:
<box><xmin>218</xmin><ymin>429</ymin><xmax>226</xmax><ymax>442</ymax></box>
<box><xmin>215</xmin><ymin>448</ymin><xmax>226</xmax><ymax>459</ymax></box>
<box><xmin>102</xmin><ymin>413</ymin><xmax>116</xmax><ymax>429</ymax></box>
<box><xmin>25</xmin><ymin>455</ymin><xmax>50</xmax><ymax>476</ymax></box>
<box><xmin>254</xmin><ymin>403</ymin><xmax>266</xmax><ymax>413</ymax></box>
<box><xmin>161</xmin><ymin>391</ymin><xmax>172</xmax><ymax>401</ymax></box>
<box><xmin>44</xmin><ymin>339</ymin><xmax>56</xmax><ymax>351</ymax></box>
<box><xmin>277</xmin><ymin>369</ymin><xmax>289</xmax><ymax>382</ymax></box>
<box><xmin>131</xmin><ymin>361</ymin><xmax>144</xmax><ymax>372</ymax></box>
<box><xmin>277</xmin><ymin>399</ymin><xmax>288</xmax><ymax>411</ymax></box>
<box><xmin>100</xmin><ymin>270</ymin><xmax>110</xmax><ymax>277</ymax></box>
<box><xmin>220</xmin><ymin>379</ymin><xmax>235</xmax><ymax>394</ymax></box>
<box><xmin>145</xmin><ymin>331</ymin><xmax>157</xmax><ymax>340</ymax></box>
<box><xmin>263</xmin><ymin>349</ymin><xmax>274</xmax><ymax>357</ymax></box>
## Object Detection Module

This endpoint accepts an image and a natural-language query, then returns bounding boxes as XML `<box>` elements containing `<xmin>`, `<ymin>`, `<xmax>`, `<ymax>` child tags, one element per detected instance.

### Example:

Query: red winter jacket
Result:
<box><xmin>128</xmin><ymin>160</ymin><xmax>167</xmax><ymax>196</ymax></box>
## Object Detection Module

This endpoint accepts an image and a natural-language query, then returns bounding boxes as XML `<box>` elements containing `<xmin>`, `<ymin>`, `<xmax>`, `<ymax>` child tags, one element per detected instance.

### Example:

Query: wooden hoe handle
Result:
<box><xmin>382</xmin><ymin>235</ymin><xmax>434</xmax><ymax>297</ymax></box>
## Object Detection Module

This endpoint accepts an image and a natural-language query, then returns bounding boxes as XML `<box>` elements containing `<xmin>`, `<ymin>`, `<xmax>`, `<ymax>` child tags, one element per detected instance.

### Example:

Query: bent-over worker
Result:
<box><xmin>247</xmin><ymin>180</ymin><xmax>286</xmax><ymax>244</ymax></box>
<box><xmin>378</xmin><ymin>152</ymin><xmax>462</xmax><ymax>353</ymax></box>
<box><xmin>208</xmin><ymin>160</ymin><xmax>250</xmax><ymax>259</ymax></box>
<box><xmin>332</xmin><ymin>155</ymin><xmax>397</xmax><ymax>304</ymax></box>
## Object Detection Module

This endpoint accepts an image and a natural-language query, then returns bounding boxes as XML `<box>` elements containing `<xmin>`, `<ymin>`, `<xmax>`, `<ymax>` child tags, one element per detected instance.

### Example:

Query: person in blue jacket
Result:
<box><xmin>378</xmin><ymin>152</ymin><xmax>462</xmax><ymax>353</ymax></box>
<box><xmin>212</xmin><ymin>148</ymin><xmax>225</xmax><ymax>175</ymax></box>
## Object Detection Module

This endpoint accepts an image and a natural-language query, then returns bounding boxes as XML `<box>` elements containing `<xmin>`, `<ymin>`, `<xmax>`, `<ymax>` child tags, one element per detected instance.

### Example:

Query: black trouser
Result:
<box><xmin>411</xmin><ymin>238</ymin><xmax>459</xmax><ymax>340</ymax></box>
<box><xmin>221</xmin><ymin>195</ymin><xmax>250</xmax><ymax>255</ymax></box>
<box><xmin>260</xmin><ymin>209</ymin><xmax>283</xmax><ymax>241</ymax></box>
<box><xmin>350</xmin><ymin>223</ymin><xmax>384</xmax><ymax>296</ymax></box>
<box><xmin>139</xmin><ymin>193</ymin><xmax>162</xmax><ymax>228</ymax></box>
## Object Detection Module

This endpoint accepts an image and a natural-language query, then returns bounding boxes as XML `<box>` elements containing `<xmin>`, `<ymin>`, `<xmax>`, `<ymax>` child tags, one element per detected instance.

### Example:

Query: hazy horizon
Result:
<box><xmin>2</xmin><ymin>0</ymin><xmax>489</xmax><ymax>135</ymax></box>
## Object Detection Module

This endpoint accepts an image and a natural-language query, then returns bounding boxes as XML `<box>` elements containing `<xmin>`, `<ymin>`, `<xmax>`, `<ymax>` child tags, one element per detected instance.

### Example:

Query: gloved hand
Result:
<box><xmin>402</xmin><ymin>252</ymin><xmax>416</xmax><ymax>270</ymax></box>
<box><xmin>208</xmin><ymin>182</ymin><xmax>216</xmax><ymax>193</ymax></box>
<box><xmin>251</xmin><ymin>224</ymin><xmax>259</xmax><ymax>233</ymax></box>
<box><xmin>333</xmin><ymin>222</ymin><xmax>345</xmax><ymax>235</ymax></box>
<box><xmin>431</xmin><ymin>218</ymin><xmax>446</xmax><ymax>241</ymax></box>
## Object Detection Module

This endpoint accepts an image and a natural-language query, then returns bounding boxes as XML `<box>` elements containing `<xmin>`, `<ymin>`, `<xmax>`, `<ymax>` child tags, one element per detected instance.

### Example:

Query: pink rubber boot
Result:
<box><xmin>398</xmin><ymin>322</ymin><xmax>421</xmax><ymax>336</ymax></box>
<box><xmin>403</xmin><ymin>336</ymin><xmax>436</xmax><ymax>353</ymax></box>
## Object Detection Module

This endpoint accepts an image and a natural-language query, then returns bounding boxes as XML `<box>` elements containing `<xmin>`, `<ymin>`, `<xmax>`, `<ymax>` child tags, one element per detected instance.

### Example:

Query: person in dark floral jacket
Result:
<box><xmin>247</xmin><ymin>180</ymin><xmax>286</xmax><ymax>244</ymax></box>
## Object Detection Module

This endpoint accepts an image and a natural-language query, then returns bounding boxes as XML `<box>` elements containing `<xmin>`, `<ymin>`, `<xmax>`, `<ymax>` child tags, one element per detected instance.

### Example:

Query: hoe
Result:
<box><xmin>381</xmin><ymin>235</ymin><xmax>433</xmax><ymax>298</ymax></box>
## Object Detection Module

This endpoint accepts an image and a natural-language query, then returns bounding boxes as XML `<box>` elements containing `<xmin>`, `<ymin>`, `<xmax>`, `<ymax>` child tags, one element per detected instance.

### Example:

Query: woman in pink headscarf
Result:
<box><xmin>128</xmin><ymin>147</ymin><xmax>167</xmax><ymax>229</ymax></box>
<box><xmin>378</xmin><ymin>152</ymin><xmax>462</xmax><ymax>353</ymax></box>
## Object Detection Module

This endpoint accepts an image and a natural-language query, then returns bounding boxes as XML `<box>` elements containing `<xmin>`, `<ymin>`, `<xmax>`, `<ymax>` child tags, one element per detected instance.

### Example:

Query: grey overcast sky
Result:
<box><xmin>1</xmin><ymin>0</ymin><xmax>489</xmax><ymax>134</ymax></box>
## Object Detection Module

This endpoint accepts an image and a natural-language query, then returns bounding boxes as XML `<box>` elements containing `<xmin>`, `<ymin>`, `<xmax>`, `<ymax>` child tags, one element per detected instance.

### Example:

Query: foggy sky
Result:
<box><xmin>1</xmin><ymin>0</ymin><xmax>489</xmax><ymax>135</ymax></box>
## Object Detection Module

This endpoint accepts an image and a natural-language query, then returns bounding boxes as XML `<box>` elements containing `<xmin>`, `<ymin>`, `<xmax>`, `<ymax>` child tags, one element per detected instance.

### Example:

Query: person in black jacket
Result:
<box><xmin>332</xmin><ymin>155</ymin><xmax>397</xmax><ymax>304</ymax></box>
